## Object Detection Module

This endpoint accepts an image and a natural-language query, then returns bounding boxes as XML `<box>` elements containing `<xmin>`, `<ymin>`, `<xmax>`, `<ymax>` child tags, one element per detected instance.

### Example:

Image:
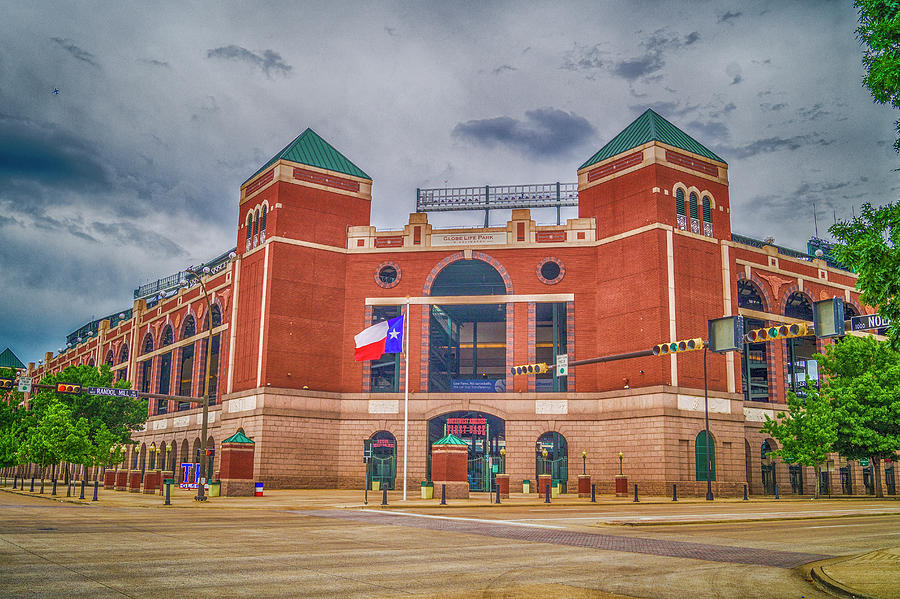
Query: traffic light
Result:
<box><xmin>744</xmin><ymin>323</ymin><xmax>809</xmax><ymax>343</ymax></box>
<box><xmin>651</xmin><ymin>338</ymin><xmax>705</xmax><ymax>356</ymax></box>
<box><xmin>56</xmin><ymin>382</ymin><xmax>83</xmax><ymax>394</ymax></box>
<box><xmin>510</xmin><ymin>363</ymin><xmax>551</xmax><ymax>375</ymax></box>
<box><xmin>0</xmin><ymin>378</ymin><xmax>14</xmax><ymax>391</ymax></box>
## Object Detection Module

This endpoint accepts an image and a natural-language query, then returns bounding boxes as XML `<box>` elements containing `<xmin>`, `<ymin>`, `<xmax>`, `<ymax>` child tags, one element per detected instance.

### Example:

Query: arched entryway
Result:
<box><xmin>535</xmin><ymin>432</ymin><xmax>568</xmax><ymax>492</ymax></box>
<box><xmin>761</xmin><ymin>439</ymin><xmax>777</xmax><ymax>494</ymax></box>
<box><xmin>427</xmin><ymin>411</ymin><xmax>505</xmax><ymax>492</ymax></box>
<box><xmin>367</xmin><ymin>431</ymin><xmax>397</xmax><ymax>490</ymax></box>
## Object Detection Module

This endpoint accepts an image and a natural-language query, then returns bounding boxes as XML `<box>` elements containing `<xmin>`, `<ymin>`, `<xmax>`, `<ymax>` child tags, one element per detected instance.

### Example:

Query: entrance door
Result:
<box><xmin>761</xmin><ymin>440</ymin><xmax>776</xmax><ymax>495</ymax></box>
<box><xmin>818</xmin><ymin>470</ymin><xmax>831</xmax><ymax>496</ymax></box>
<box><xmin>789</xmin><ymin>465</ymin><xmax>803</xmax><ymax>494</ymax></box>
<box><xmin>427</xmin><ymin>411</ymin><xmax>505</xmax><ymax>492</ymax></box>
<box><xmin>863</xmin><ymin>466</ymin><xmax>875</xmax><ymax>495</ymax></box>
<box><xmin>367</xmin><ymin>431</ymin><xmax>397</xmax><ymax>490</ymax></box>
<box><xmin>840</xmin><ymin>466</ymin><xmax>853</xmax><ymax>495</ymax></box>
<box><xmin>535</xmin><ymin>432</ymin><xmax>568</xmax><ymax>493</ymax></box>
<box><xmin>886</xmin><ymin>466</ymin><xmax>896</xmax><ymax>495</ymax></box>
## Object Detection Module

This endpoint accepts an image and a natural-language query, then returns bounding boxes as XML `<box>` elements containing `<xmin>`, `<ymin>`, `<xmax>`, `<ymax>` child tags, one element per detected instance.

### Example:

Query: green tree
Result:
<box><xmin>829</xmin><ymin>202</ymin><xmax>900</xmax><ymax>348</ymax></box>
<box><xmin>17</xmin><ymin>399</ymin><xmax>88</xmax><ymax>492</ymax></box>
<box><xmin>818</xmin><ymin>335</ymin><xmax>900</xmax><ymax>497</ymax></box>
<box><xmin>855</xmin><ymin>0</ymin><xmax>900</xmax><ymax>152</ymax></box>
<box><xmin>762</xmin><ymin>384</ymin><xmax>837</xmax><ymax>498</ymax></box>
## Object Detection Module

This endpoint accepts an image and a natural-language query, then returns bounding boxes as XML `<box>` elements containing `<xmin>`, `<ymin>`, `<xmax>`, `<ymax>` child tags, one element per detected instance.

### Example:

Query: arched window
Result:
<box><xmin>675</xmin><ymin>188</ymin><xmax>686</xmax><ymax>231</ymax></box>
<box><xmin>701</xmin><ymin>195</ymin><xmax>713</xmax><ymax>236</ymax></box>
<box><xmin>181</xmin><ymin>315</ymin><xmax>196</xmax><ymax>340</ymax></box>
<box><xmin>161</xmin><ymin>325</ymin><xmax>174</xmax><ymax>347</ymax></box>
<box><xmin>738</xmin><ymin>280</ymin><xmax>769</xmax><ymax>402</ymax></box>
<box><xmin>88</xmin><ymin>357</ymin><xmax>95</xmax><ymax>367</ymax></box>
<box><xmin>119</xmin><ymin>344</ymin><xmax>129</xmax><ymax>364</ymax></box>
<box><xmin>142</xmin><ymin>333</ymin><xmax>154</xmax><ymax>354</ymax></box>
<box><xmin>367</xmin><ymin>431</ymin><xmax>397</xmax><ymax>490</ymax></box>
<box><xmin>695</xmin><ymin>430</ymin><xmax>716</xmax><ymax>481</ymax></box>
<box><xmin>105</xmin><ymin>350</ymin><xmax>114</xmax><ymax>366</ymax></box>
<box><xmin>260</xmin><ymin>206</ymin><xmax>267</xmax><ymax>233</ymax></box>
<box><xmin>253</xmin><ymin>210</ymin><xmax>259</xmax><ymax>236</ymax></box>
<box><xmin>689</xmin><ymin>192</ymin><xmax>700</xmax><ymax>233</ymax></box>
<box><xmin>246</xmin><ymin>214</ymin><xmax>252</xmax><ymax>240</ymax></box>
<box><xmin>535</xmin><ymin>431</ymin><xmax>568</xmax><ymax>487</ymax></box>
<box><xmin>203</xmin><ymin>304</ymin><xmax>223</xmax><ymax>330</ymax></box>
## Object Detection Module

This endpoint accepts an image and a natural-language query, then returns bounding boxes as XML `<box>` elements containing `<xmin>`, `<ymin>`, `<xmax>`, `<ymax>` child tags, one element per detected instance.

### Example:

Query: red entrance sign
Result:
<box><xmin>373</xmin><ymin>439</ymin><xmax>395</xmax><ymax>449</ymax></box>
<box><xmin>447</xmin><ymin>417</ymin><xmax>487</xmax><ymax>437</ymax></box>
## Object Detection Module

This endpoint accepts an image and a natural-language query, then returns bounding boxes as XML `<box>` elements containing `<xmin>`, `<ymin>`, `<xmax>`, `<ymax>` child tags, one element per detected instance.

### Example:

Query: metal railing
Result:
<box><xmin>417</xmin><ymin>182</ymin><xmax>578</xmax><ymax>226</ymax></box>
<box><xmin>133</xmin><ymin>247</ymin><xmax>236</xmax><ymax>300</ymax></box>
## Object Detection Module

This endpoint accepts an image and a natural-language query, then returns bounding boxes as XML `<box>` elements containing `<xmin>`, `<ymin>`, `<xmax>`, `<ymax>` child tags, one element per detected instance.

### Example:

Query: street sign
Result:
<box><xmin>17</xmin><ymin>377</ymin><xmax>32</xmax><ymax>393</ymax></box>
<box><xmin>556</xmin><ymin>354</ymin><xmax>568</xmax><ymax>376</ymax></box>
<box><xmin>85</xmin><ymin>386</ymin><xmax>139</xmax><ymax>398</ymax></box>
<box><xmin>850</xmin><ymin>314</ymin><xmax>891</xmax><ymax>332</ymax></box>
<box><xmin>708</xmin><ymin>315</ymin><xmax>745</xmax><ymax>353</ymax></box>
<box><xmin>860</xmin><ymin>458</ymin><xmax>870</xmax><ymax>467</ymax></box>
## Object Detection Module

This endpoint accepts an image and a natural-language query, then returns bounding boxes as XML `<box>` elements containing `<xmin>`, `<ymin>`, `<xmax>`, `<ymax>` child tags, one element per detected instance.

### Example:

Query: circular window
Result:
<box><xmin>375</xmin><ymin>262</ymin><xmax>401</xmax><ymax>289</ymax></box>
<box><xmin>537</xmin><ymin>257</ymin><xmax>565</xmax><ymax>285</ymax></box>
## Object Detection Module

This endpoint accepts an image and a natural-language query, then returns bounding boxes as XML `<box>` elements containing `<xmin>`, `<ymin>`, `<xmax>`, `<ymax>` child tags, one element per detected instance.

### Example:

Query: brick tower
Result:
<box><xmin>230</xmin><ymin>129</ymin><xmax>372</xmax><ymax>394</ymax></box>
<box><xmin>575</xmin><ymin>109</ymin><xmax>733</xmax><ymax>393</ymax></box>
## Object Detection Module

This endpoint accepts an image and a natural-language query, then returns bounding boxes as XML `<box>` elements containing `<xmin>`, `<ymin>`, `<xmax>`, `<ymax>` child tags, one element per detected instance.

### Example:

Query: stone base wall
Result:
<box><xmin>433</xmin><ymin>480</ymin><xmax>469</xmax><ymax>499</ymax></box>
<box><xmin>221</xmin><ymin>479</ymin><xmax>255</xmax><ymax>497</ymax></box>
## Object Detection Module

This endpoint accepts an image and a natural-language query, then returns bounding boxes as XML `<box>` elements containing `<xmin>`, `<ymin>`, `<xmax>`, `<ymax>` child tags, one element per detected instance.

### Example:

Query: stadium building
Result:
<box><xmin>29</xmin><ymin>110</ymin><xmax>896</xmax><ymax>497</ymax></box>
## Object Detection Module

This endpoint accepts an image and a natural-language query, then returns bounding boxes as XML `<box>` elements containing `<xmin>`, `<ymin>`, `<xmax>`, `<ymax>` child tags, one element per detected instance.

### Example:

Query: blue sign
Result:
<box><xmin>450</xmin><ymin>378</ymin><xmax>506</xmax><ymax>393</ymax></box>
<box><xmin>86</xmin><ymin>386</ymin><xmax>139</xmax><ymax>398</ymax></box>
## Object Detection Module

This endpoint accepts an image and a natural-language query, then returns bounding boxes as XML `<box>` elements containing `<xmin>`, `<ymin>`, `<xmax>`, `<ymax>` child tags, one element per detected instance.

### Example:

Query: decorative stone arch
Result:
<box><xmin>119</xmin><ymin>342</ymin><xmax>129</xmax><ymax>364</ymax></box>
<box><xmin>180</xmin><ymin>311</ymin><xmax>198</xmax><ymax>340</ymax></box>
<box><xmin>844</xmin><ymin>297</ymin><xmax>863</xmax><ymax>318</ymax></box>
<box><xmin>422</xmin><ymin>251</ymin><xmax>513</xmax><ymax>296</ymax></box>
<box><xmin>782</xmin><ymin>287</ymin><xmax>814</xmax><ymax>317</ymax></box>
<box><xmin>694</xmin><ymin>430</ymin><xmax>717</xmax><ymax>482</ymax></box>
<box><xmin>199</xmin><ymin>299</ymin><xmax>225</xmax><ymax>330</ymax></box>
<box><xmin>736</xmin><ymin>272</ymin><xmax>774</xmax><ymax>313</ymax></box>
<box><xmin>698</xmin><ymin>190</ymin><xmax>716</xmax><ymax>210</ymax></box>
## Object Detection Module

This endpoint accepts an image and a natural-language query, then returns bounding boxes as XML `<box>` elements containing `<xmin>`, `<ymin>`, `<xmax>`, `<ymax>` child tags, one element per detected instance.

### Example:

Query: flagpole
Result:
<box><xmin>403</xmin><ymin>298</ymin><xmax>410</xmax><ymax>501</ymax></box>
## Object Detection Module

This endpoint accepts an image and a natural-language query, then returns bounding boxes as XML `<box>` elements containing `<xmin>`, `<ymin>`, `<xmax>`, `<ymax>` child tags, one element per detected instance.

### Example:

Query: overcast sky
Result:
<box><xmin>2</xmin><ymin>1</ymin><xmax>897</xmax><ymax>364</ymax></box>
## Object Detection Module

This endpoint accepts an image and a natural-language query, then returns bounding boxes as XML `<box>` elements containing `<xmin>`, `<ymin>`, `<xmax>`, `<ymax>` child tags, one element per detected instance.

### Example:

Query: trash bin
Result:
<box><xmin>421</xmin><ymin>481</ymin><xmax>433</xmax><ymax>499</ymax></box>
<box><xmin>209</xmin><ymin>480</ymin><xmax>221</xmax><ymax>497</ymax></box>
<box><xmin>254</xmin><ymin>482</ymin><xmax>264</xmax><ymax>497</ymax></box>
<box><xmin>371</xmin><ymin>480</ymin><xmax>380</xmax><ymax>491</ymax></box>
<box><xmin>522</xmin><ymin>479</ymin><xmax>531</xmax><ymax>494</ymax></box>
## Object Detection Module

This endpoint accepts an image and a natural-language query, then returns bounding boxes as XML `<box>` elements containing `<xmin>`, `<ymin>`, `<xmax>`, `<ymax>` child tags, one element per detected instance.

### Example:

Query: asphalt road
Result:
<box><xmin>0</xmin><ymin>490</ymin><xmax>897</xmax><ymax>598</ymax></box>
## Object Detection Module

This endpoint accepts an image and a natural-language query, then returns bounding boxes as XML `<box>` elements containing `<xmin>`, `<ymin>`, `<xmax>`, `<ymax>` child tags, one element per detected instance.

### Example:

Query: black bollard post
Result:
<box><xmin>52</xmin><ymin>479</ymin><xmax>57</xmax><ymax>496</ymax></box>
<box><xmin>544</xmin><ymin>483</ymin><xmax>551</xmax><ymax>503</ymax></box>
<box><xmin>672</xmin><ymin>483</ymin><xmax>678</xmax><ymax>502</ymax></box>
<box><xmin>13</xmin><ymin>474</ymin><xmax>17</xmax><ymax>489</ymax></box>
<box><xmin>92</xmin><ymin>480</ymin><xmax>99</xmax><ymax>502</ymax></box>
<box><xmin>80</xmin><ymin>479</ymin><xmax>86</xmax><ymax>500</ymax></box>
<box><xmin>774</xmin><ymin>483</ymin><xmax>779</xmax><ymax>500</ymax></box>
<box><xmin>440</xmin><ymin>484</ymin><xmax>446</xmax><ymax>505</ymax></box>
<box><xmin>743</xmin><ymin>484</ymin><xmax>749</xmax><ymax>501</ymax></box>
<box><xmin>495</xmin><ymin>483</ymin><xmax>500</xmax><ymax>504</ymax></box>
<box><xmin>30</xmin><ymin>477</ymin><xmax>35</xmax><ymax>492</ymax></box>
<box><xmin>591</xmin><ymin>483</ymin><xmax>596</xmax><ymax>503</ymax></box>
<box><xmin>164</xmin><ymin>481</ymin><xmax>171</xmax><ymax>505</ymax></box>
<box><xmin>382</xmin><ymin>487</ymin><xmax>387</xmax><ymax>506</ymax></box>
<box><xmin>633</xmin><ymin>484</ymin><xmax>639</xmax><ymax>503</ymax></box>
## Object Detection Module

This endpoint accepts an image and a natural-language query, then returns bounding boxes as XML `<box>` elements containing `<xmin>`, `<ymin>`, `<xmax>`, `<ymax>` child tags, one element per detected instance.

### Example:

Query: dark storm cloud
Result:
<box><xmin>206</xmin><ymin>45</ymin><xmax>292</xmax><ymax>76</ymax></box>
<box><xmin>492</xmin><ymin>65</ymin><xmax>516</xmax><ymax>75</ymax></box>
<box><xmin>717</xmin><ymin>134</ymin><xmax>832</xmax><ymax>160</ymax></box>
<box><xmin>452</xmin><ymin>108</ymin><xmax>596</xmax><ymax>158</ymax></box>
<box><xmin>561</xmin><ymin>43</ymin><xmax>605</xmax><ymax>71</ymax></box>
<box><xmin>0</xmin><ymin>114</ymin><xmax>110</xmax><ymax>191</ymax></box>
<box><xmin>50</xmin><ymin>37</ymin><xmax>98</xmax><ymax>67</ymax></box>
<box><xmin>89</xmin><ymin>221</ymin><xmax>185</xmax><ymax>257</ymax></box>
<box><xmin>684</xmin><ymin>31</ymin><xmax>701</xmax><ymax>45</ymax></box>
<box><xmin>718</xmin><ymin>11</ymin><xmax>743</xmax><ymax>24</ymax></box>
<box><xmin>572</xmin><ymin>29</ymin><xmax>702</xmax><ymax>82</ymax></box>
<box><xmin>686</xmin><ymin>120</ymin><xmax>729</xmax><ymax>144</ymax></box>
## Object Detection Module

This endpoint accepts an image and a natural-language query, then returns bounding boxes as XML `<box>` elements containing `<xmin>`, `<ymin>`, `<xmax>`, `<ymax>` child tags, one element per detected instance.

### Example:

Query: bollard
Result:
<box><xmin>545</xmin><ymin>483</ymin><xmax>551</xmax><ymax>503</ymax></box>
<box><xmin>774</xmin><ymin>483</ymin><xmax>779</xmax><ymax>500</ymax></box>
<box><xmin>633</xmin><ymin>484</ymin><xmax>639</xmax><ymax>503</ymax></box>
<box><xmin>672</xmin><ymin>483</ymin><xmax>678</xmax><ymax>502</ymax></box>
<box><xmin>13</xmin><ymin>475</ymin><xmax>17</xmax><ymax>489</ymax></box>
<box><xmin>92</xmin><ymin>480</ymin><xmax>99</xmax><ymax>502</ymax></box>
<box><xmin>80</xmin><ymin>479</ymin><xmax>86</xmax><ymax>500</ymax></box>
<box><xmin>495</xmin><ymin>483</ymin><xmax>500</xmax><ymax>504</ymax></box>
<box><xmin>52</xmin><ymin>479</ymin><xmax>57</xmax><ymax>496</ymax></box>
<box><xmin>743</xmin><ymin>483</ymin><xmax>749</xmax><ymax>501</ymax></box>
<box><xmin>440</xmin><ymin>484</ymin><xmax>446</xmax><ymax>505</ymax></box>
<box><xmin>591</xmin><ymin>483</ymin><xmax>596</xmax><ymax>503</ymax></box>
<box><xmin>382</xmin><ymin>487</ymin><xmax>387</xmax><ymax>506</ymax></box>
<box><xmin>164</xmin><ymin>481</ymin><xmax>171</xmax><ymax>505</ymax></box>
<box><xmin>30</xmin><ymin>477</ymin><xmax>35</xmax><ymax>492</ymax></box>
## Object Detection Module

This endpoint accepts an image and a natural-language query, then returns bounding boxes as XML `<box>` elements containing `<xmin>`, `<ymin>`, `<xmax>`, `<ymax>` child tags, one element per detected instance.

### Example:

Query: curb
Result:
<box><xmin>809</xmin><ymin>563</ymin><xmax>876</xmax><ymax>599</ymax></box>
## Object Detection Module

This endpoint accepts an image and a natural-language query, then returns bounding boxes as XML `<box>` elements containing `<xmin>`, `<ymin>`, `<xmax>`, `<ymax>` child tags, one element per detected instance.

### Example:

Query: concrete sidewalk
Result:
<box><xmin>2</xmin><ymin>483</ymin><xmax>898</xmax><ymax>598</ymax></box>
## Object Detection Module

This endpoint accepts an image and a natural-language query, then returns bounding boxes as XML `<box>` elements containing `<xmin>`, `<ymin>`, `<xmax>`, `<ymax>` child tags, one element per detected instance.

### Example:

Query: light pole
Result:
<box><xmin>618</xmin><ymin>451</ymin><xmax>624</xmax><ymax>476</ymax></box>
<box><xmin>581</xmin><ymin>451</ymin><xmax>587</xmax><ymax>476</ymax></box>
<box><xmin>187</xmin><ymin>265</ymin><xmax>213</xmax><ymax>502</ymax></box>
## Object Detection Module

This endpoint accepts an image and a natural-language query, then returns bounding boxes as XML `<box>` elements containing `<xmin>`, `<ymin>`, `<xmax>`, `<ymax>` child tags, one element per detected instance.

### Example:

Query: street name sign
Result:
<box><xmin>86</xmin><ymin>386</ymin><xmax>139</xmax><ymax>398</ymax></box>
<box><xmin>556</xmin><ymin>354</ymin><xmax>568</xmax><ymax>376</ymax></box>
<box><xmin>850</xmin><ymin>314</ymin><xmax>891</xmax><ymax>331</ymax></box>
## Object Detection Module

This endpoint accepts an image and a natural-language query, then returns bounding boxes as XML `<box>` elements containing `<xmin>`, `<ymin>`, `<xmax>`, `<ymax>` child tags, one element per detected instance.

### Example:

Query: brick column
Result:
<box><xmin>219</xmin><ymin>430</ymin><xmax>256</xmax><ymax>496</ymax></box>
<box><xmin>431</xmin><ymin>434</ymin><xmax>468</xmax><ymax>499</ymax></box>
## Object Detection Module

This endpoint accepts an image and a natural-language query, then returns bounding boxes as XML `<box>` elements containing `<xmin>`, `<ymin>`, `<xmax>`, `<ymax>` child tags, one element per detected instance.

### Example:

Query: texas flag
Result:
<box><xmin>354</xmin><ymin>315</ymin><xmax>405</xmax><ymax>361</ymax></box>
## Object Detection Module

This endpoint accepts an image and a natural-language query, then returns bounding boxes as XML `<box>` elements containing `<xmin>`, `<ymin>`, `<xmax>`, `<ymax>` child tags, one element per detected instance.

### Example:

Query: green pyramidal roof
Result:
<box><xmin>433</xmin><ymin>433</ymin><xmax>468</xmax><ymax>446</ymax></box>
<box><xmin>222</xmin><ymin>430</ymin><xmax>255</xmax><ymax>444</ymax></box>
<box><xmin>243</xmin><ymin>128</ymin><xmax>371</xmax><ymax>185</ymax></box>
<box><xmin>579</xmin><ymin>109</ymin><xmax>725</xmax><ymax>170</ymax></box>
<box><xmin>0</xmin><ymin>348</ymin><xmax>25</xmax><ymax>370</ymax></box>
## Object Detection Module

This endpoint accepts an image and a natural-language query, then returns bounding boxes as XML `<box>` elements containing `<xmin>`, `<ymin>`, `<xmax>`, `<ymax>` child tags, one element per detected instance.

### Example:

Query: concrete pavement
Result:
<box><xmin>1</xmin><ymin>482</ymin><xmax>898</xmax><ymax>598</ymax></box>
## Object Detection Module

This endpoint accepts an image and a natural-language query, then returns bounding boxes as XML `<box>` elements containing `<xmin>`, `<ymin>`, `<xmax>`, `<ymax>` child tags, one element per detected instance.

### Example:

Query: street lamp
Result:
<box><xmin>541</xmin><ymin>447</ymin><xmax>548</xmax><ymax>476</ymax></box>
<box><xmin>618</xmin><ymin>451</ymin><xmax>624</xmax><ymax>476</ymax></box>
<box><xmin>499</xmin><ymin>447</ymin><xmax>506</xmax><ymax>474</ymax></box>
<box><xmin>582</xmin><ymin>451</ymin><xmax>587</xmax><ymax>475</ymax></box>
<box><xmin>186</xmin><ymin>264</ymin><xmax>213</xmax><ymax>502</ymax></box>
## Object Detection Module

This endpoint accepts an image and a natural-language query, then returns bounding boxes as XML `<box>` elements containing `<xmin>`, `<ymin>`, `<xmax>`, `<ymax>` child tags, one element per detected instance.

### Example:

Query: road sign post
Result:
<box><xmin>555</xmin><ymin>354</ymin><xmax>568</xmax><ymax>376</ymax></box>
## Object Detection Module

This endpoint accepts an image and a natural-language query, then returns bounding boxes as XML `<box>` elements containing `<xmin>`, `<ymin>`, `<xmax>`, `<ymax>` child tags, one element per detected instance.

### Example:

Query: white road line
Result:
<box><xmin>361</xmin><ymin>509</ymin><xmax>564</xmax><ymax>529</ymax></box>
<box><xmin>806</xmin><ymin>523</ymin><xmax>898</xmax><ymax>529</ymax></box>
